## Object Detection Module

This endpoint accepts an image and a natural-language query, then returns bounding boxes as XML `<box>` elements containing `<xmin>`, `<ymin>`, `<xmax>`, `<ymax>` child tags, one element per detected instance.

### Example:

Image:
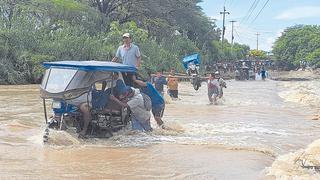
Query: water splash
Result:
<box><xmin>266</xmin><ymin>139</ymin><xmax>320</xmax><ymax>179</ymax></box>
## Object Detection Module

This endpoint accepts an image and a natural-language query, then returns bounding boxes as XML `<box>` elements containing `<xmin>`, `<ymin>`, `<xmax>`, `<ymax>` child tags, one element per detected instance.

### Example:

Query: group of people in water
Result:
<box><xmin>77</xmin><ymin>32</ymin><xmax>226</xmax><ymax>137</ymax></box>
<box><xmin>78</xmin><ymin>73</ymin><xmax>167</xmax><ymax>137</ymax></box>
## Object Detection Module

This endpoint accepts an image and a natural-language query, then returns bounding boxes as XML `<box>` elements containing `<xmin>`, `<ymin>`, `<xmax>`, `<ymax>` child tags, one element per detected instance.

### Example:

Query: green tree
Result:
<box><xmin>273</xmin><ymin>25</ymin><xmax>320</xmax><ymax>69</ymax></box>
<box><xmin>0</xmin><ymin>0</ymin><xmax>250</xmax><ymax>84</ymax></box>
<box><xmin>249</xmin><ymin>49</ymin><xmax>267</xmax><ymax>60</ymax></box>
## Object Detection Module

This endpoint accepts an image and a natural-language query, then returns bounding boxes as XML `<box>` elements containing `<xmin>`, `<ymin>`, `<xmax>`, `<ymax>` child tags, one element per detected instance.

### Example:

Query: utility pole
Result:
<box><xmin>256</xmin><ymin>32</ymin><xmax>260</xmax><ymax>50</ymax></box>
<box><xmin>229</xmin><ymin>20</ymin><xmax>237</xmax><ymax>45</ymax></box>
<box><xmin>230</xmin><ymin>20</ymin><xmax>236</xmax><ymax>60</ymax></box>
<box><xmin>220</xmin><ymin>6</ymin><xmax>230</xmax><ymax>50</ymax></box>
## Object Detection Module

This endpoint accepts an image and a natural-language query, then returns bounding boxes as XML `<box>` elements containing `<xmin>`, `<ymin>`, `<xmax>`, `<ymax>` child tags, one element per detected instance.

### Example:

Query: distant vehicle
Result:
<box><xmin>40</xmin><ymin>61</ymin><xmax>136</xmax><ymax>141</ymax></box>
<box><xmin>234</xmin><ymin>60</ymin><xmax>255</xmax><ymax>80</ymax></box>
<box><xmin>182</xmin><ymin>53</ymin><xmax>202</xmax><ymax>90</ymax></box>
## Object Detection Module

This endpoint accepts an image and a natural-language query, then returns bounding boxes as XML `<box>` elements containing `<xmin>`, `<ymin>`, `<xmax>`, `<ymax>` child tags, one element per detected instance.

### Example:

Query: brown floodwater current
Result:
<box><xmin>0</xmin><ymin>80</ymin><xmax>320</xmax><ymax>179</ymax></box>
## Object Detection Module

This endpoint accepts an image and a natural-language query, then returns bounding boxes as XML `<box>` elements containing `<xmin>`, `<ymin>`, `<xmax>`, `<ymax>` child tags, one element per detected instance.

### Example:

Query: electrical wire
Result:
<box><xmin>240</xmin><ymin>0</ymin><xmax>260</xmax><ymax>24</ymax></box>
<box><xmin>250</xmin><ymin>0</ymin><xmax>270</xmax><ymax>24</ymax></box>
<box><xmin>234</xmin><ymin>29</ymin><xmax>244</xmax><ymax>44</ymax></box>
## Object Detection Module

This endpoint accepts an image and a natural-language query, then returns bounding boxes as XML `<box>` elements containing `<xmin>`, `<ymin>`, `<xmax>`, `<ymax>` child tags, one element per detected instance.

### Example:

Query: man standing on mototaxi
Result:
<box><xmin>112</xmin><ymin>33</ymin><xmax>141</xmax><ymax>86</ymax></box>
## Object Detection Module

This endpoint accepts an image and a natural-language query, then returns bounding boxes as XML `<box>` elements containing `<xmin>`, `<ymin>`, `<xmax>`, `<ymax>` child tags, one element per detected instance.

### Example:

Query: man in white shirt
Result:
<box><xmin>112</xmin><ymin>86</ymin><xmax>152</xmax><ymax>131</ymax></box>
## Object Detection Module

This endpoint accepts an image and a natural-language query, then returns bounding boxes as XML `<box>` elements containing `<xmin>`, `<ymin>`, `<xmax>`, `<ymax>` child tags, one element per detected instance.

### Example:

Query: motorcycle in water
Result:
<box><xmin>40</xmin><ymin>61</ymin><xmax>136</xmax><ymax>142</ymax></box>
<box><xmin>182</xmin><ymin>54</ymin><xmax>202</xmax><ymax>91</ymax></box>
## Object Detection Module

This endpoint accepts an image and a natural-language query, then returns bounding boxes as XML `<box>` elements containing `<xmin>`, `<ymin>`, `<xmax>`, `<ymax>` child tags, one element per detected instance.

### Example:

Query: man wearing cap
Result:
<box><xmin>112</xmin><ymin>33</ymin><xmax>141</xmax><ymax>86</ymax></box>
<box><xmin>112</xmin><ymin>33</ymin><xmax>141</xmax><ymax>68</ymax></box>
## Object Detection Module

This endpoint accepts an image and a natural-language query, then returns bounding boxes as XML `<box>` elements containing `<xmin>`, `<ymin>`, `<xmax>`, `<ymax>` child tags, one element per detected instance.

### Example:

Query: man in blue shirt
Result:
<box><xmin>111</xmin><ymin>33</ymin><xmax>141</xmax><ymax>68</ymax></box>
<box><xmin>153</xmin><ymin>70</ymin><xmax>167</xmax><ymax>96</ymax></box>
<box><xmin>133</xmin><ymin>79</ymin><xmax>166</xmax><ymax>129</ymax></box>
<box><xmin>111</xmin><ymin>33</ymin><xmax>141</xmax><ymax>86</ymax></box>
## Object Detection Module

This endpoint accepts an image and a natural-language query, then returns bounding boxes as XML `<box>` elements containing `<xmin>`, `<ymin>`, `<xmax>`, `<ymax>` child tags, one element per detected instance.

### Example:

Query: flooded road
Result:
<box><xmin>0</xmin><ymin>79</ymin><xmax>320</xmax><ymax>179</ymax></box>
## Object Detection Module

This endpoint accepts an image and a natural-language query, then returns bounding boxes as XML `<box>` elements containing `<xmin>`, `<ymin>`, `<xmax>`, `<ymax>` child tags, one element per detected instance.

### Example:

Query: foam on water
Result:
<box><xmin>264</xmin><ymin>80</ymin><xmax>320</xmax><ymax>178</ymax></box>
<box><xmin>266</xmin><ymin>139</ymin><xmax>320</xmax><ymax>179</ymax></box>
<box><xmin>278</xmin><ymin>80</ymin><xmax>320</xmax><ymax>108</ymax></box>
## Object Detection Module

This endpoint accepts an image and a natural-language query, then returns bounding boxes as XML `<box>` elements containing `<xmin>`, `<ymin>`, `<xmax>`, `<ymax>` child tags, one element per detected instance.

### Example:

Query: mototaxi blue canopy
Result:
<box><xmin>182</xmin><ymin>54</ymin><xmax>201</xmax><ymax>69</ymax></box>
<box><xmin>43</xmin><ymin>61</ymin><xmax>137</xmax><ymax>72</ymax></box>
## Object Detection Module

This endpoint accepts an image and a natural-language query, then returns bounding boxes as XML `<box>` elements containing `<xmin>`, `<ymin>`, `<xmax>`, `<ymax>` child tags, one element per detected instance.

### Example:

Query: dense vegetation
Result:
<box><xmin>273</xmin><ymin>25</ymin><xmax>320</xmax><ymax>69</ymax></box>
<box><xmin>0</xmin><ymin>0</ymin><xmax>249</xmax><ymax>84</ymax></box>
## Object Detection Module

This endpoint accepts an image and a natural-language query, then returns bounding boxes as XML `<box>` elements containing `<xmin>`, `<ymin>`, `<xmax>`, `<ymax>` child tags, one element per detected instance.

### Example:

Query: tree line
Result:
<box><xmin>0</xmin><ymin>0</ymin><xmax>249</xmax><ymax>84</ymax></box>
<box><xmin>273</xmin><ymin>25</ymin><xmax>320</xmax><ymax>70</ymax></box>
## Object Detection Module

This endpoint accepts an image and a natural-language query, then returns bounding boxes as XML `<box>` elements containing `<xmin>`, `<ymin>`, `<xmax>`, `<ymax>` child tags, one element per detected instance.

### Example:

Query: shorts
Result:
<box><xmin>208</xmin><ymin>87</ymin><xmax>219</xmax><ymax>97</ymax></box>
<box><xmin>152</xmin><ymin>104</ymin><xmax>165</xmax><ymax>118</ymax></box>
<box><xmin>168</xmin><ymin>90</ymin><xmax>178</xmax><ymax>98</ymax></box>
<box><xmin>131</xmin><ymin>117</ymin><xmax>152</xmax><ymax>131</ymax></box>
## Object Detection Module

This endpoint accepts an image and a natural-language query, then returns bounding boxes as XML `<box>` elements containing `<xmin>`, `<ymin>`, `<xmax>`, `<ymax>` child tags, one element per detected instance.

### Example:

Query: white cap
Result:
<box><xmin>122</xmin><ymin>33</ymin><xmax>131</xmax><ymax>38</ymax></box>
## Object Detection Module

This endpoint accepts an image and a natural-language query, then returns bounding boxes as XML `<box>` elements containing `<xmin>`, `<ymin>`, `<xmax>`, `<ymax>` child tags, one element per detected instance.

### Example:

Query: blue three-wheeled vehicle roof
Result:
<box><xmin>182</xmin><ymin>54</ymin><xmax>201</xmax><ymax>70</ymax></box>
<box><xmin>43</xmin><ymin>61</ymin><xmax>137</xmax><ymax>72</ymax></box>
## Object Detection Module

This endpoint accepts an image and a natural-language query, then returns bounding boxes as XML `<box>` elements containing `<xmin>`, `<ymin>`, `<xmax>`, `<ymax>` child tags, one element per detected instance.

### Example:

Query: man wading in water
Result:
<box><xmin>207</xmin><ymin>73</ymin><xmax>220</xmax><ymax>105</ymax></box>
<box><xmin>133</xmin><ymin>79</ymin><xmax>168</xmax><ymax>129</ymax></box>
<box><xmin>167</xmin><ymin>68</ymin><xmax>179</xmax><ymax>99</ymax></box>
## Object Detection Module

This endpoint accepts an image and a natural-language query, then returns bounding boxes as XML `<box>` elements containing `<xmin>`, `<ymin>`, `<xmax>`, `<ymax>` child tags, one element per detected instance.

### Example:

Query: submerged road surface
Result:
<box><xmin>0</xmin><ymin>79</ymin><xmax>319</xmax><ymax>179</ymax></box>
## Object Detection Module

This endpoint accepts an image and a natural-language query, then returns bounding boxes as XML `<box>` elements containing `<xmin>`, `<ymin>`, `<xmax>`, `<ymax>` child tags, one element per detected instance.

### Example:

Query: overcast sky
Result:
<box><xmin>199</xmin><ymin>0</ymin><xmax>320</xmax><ymax>51</ymax></box>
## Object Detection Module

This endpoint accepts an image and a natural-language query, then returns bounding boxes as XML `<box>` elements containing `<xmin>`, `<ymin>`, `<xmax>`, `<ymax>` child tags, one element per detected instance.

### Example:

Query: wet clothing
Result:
<box><xmin>140</xmin><ymin>83</ymin><xmax>164</xmax><ymax>108</ymax></box>
<box><xmin>167</xmin><ymin>76</ymin><xmax>178</xmax><ymax>90</ymax></box>
<box><xmin>261</xmin><ymin>70</ymin><xmax>266</xmax><ymax>79</ymax></box>
<box><xmin>152</xmin><ymin>103</ymin><xmax>165</xmax><ymax>118</ymax></box>
<box><xmin>127</xmin><ymin>89</ymin><xmax>151</xmax><ymax>131</ymax></box>
<box><xmin>115</xmin><ymin>43</ymin><xmax>141</xmax><ymax>68</ymax></box>
<box><xmin>154</xmin><ymin>76</ymin><xmax>167</xmax><ymax>93</ymax></box>
<box><xmin>131</xmin><ymin>117</ymin><xmax>152</xmax><ymax>131</ymax></box>
<box><xmin>167</xmin><ymin>76</ymin><xmax>179</xmax><ymax>98</ymax></box>
<box><xmin>168</xmin><ymin>90</ymin><xmax>178</xmax><ymax>98</ymax></box>
<box><xmin>140</xmin><ymin>82</ymin><xmax>165</xmax><ymax>118</ymax></box>
<box><xmin>217</xmin><ymin>78</ymin><xmax>226</xmax><ymax>97</ymax></box>
<box><xmin>208</xmin><ymin>79</ymin><xmax>219</xmax><ymax>97</ymax></box>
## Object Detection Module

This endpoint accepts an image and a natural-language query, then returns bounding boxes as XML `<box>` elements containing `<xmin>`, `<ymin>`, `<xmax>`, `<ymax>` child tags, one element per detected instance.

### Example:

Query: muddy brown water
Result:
<box><xmin>0</xmin><ymin>80</ymin><xmax>319</xmax><ymax>179</ymax></box>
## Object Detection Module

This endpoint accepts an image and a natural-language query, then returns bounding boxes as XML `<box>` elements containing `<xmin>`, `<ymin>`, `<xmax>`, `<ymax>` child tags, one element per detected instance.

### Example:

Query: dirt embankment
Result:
<box><xmin>269</xmin><ymin>68</ymin><xmax>320</xmax><ymax>81</ymax></box>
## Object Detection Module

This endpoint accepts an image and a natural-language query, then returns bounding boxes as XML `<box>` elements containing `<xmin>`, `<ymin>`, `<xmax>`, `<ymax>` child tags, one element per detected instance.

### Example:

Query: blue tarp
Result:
<box><xmin>43</xmin><ymin>61</ymin><xmax>137</xmax><ymax>72</ymax></box>
<box><xmin>182</xmin><ymin>54</ymin><xmax>200</xmax><ymax>69</ymax></box>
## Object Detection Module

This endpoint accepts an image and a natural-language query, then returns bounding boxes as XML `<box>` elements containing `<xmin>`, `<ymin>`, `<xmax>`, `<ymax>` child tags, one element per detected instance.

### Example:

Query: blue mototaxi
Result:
<box><xmin>40</xmin><ymin>61</ymin><xmax>137</xmax><ymax>140</ymax></box>
<box><xmin>182</xmin><ymin>53</ymin><xmax>202</xmax><ymax>90</ymax></box>
<box><xmin>182</xmin><ymin>53</ymin><xmax>201</xmax><ymax>74</ymax></box>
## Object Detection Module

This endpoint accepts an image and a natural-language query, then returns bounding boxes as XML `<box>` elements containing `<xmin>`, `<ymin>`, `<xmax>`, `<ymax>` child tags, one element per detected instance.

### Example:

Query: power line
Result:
<box><xmin>240</xmin><ymin>0</ymin><xmax>260</xmax><ymax>24</ymax></box>
<box><xmin>234</xmin><ymin>29</ymin><xmax>244</xmax><ymax>44</ymax></box>
<box><xmin>251</xmin><ymin>0</ymin><xmax>270</xmax><ymax>24</ymax></box>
